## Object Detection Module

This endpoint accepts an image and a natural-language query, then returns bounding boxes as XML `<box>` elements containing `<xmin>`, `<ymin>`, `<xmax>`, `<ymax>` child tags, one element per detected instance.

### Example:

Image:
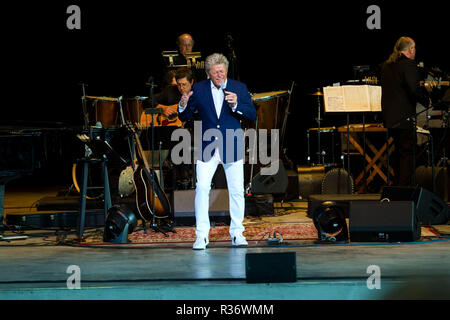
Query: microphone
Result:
<box><xmin>220</xmin><ymin>82</ymin><xmax>231</xmax><ymax>107</ymax></box>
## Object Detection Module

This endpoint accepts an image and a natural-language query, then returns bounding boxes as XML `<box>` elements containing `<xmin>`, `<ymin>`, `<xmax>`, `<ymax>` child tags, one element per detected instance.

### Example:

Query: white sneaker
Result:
<box><xmin>193</xmin><ymin>237</ymin><xmax>209</xmax><ymax>250</ymax></box>
<box><xmin>232</xmin><ymin>234</ymin><xmax>248</xmax><ymax>247</ymax></box>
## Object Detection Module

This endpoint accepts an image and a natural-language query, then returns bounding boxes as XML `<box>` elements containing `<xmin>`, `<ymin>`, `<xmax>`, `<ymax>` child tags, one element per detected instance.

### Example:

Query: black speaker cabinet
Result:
<box><xmin>349</xmin><ymin>201</ymin><xmax>421</xmax><ymax>242</ymax></box>
<box><xmin>245</xmin><ymin>252</ymin><xmax>297</xmax><ymax>283</ymax></box>
<box><xmin>381</xmin><ymin>186</ymin><xmax>449</xmax><ymax>225</ymax></box>
<box><xmin>250</xmin><ymin>160</ymin><xmax>288</xmax><ymax>194</ymax></box>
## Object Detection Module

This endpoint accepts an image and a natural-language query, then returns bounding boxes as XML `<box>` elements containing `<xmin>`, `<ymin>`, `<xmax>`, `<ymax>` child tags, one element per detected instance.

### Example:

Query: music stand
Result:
<box><xmin>323</xmin><ymin>85</ymin><xmax>382</xmax><ymax>193</ymax></box>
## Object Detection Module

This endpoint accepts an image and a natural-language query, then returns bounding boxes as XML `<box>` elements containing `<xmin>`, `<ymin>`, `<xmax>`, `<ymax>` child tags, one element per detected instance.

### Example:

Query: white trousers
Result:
<box><xmin>194</xmin><ymin>153</ymin><xmax>245</xmax><ymax>239</ymax></box>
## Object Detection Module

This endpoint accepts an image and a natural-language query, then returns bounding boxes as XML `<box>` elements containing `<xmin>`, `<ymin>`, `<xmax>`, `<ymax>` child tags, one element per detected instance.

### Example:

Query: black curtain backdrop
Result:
<box><xmin>4</xmin><ymin>0</ymin><xmax>449</xmax><ymax>169</ymax></box>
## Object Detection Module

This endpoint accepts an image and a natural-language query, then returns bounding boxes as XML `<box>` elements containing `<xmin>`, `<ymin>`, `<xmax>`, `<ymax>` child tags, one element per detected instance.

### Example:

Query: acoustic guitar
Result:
<box><xmin>140</xmin><ymin>104</ymin><xmax>183</xmax><ymax>127</ymax></box>
<box><xmin>127</xmin><ymin>122</ymin><xmax>172</xmax><ymax>221</ymax></box>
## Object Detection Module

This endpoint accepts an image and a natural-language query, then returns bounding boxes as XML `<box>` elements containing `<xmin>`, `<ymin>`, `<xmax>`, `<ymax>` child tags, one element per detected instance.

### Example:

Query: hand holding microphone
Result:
<box><xmin>220</xmin><ymin>83</ymin><xmax>237</xmax><ymax>108</ymax></box>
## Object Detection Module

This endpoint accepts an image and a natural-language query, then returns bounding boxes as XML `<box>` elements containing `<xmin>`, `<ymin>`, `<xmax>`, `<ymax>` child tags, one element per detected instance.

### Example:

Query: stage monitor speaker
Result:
<box><xmin>103</xmin><ymin>205</ymin><xmax>137</xmax><ymax>243</ymax></box>
<box><xmin>381</xmin><ymin>186</ymin><xmax>450</xmax><ymax>225</ymax></box>
<box><xmin>250</xmin><ymin>160</ymin><xmax>288</xmax><ymax>194</ymax></box>
<box><xmin>245</xmin><ymin>252</ymin><xmax>297</xmax><ymax>283</ymax></box>
<box><xmin>307</xmin><ymin>193</ymin><xmax>381</xmax><ymax>218</ymax></box>
<box><xmin>349</xmin><ymin>201</ymin><xmax>421</xmax><ymax>242</ymax></box>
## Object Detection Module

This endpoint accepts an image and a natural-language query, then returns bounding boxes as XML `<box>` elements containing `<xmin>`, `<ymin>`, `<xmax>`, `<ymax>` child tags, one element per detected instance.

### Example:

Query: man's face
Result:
<box><xmin>404</xmin><ymin>42</ymin><xmax>416</xmax><ymax>60</ymax></box>
<box><xmin>207</xmin><ymin>64</ymin><xmax>228</xmax><ymax>88</ymax></box>
<box><xmin>176</xmin><ymin>77</ymin><xmax>193</xmax><ymax>95</ymax></box>
<box><xmin>409</xmin><ymin>42</ymin><xmax>416</xmax><ymax>60</ymax></box>
<box><xmin>178</xmin><ymin>36</ymin><xmax>193</xmax><ymax>56</ymax></box>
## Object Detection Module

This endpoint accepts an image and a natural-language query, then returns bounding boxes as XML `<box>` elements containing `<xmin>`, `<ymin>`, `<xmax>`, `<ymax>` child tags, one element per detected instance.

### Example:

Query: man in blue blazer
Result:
<box><xmin>178</xmin><ymin>53</ymin><xmax>256</xmax><ymax>249</ymax></box>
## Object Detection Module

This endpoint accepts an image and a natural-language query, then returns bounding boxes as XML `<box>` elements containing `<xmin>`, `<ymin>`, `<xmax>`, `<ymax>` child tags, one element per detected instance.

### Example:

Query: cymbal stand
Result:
<box><xmin>280</xmin><ymin>81</ymin><xmax>295</xmax><ymax>151</ymax></box>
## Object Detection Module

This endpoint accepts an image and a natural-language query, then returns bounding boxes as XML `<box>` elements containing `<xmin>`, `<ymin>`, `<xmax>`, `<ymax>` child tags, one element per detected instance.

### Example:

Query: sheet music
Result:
<box><xmin>342</xmin><ymin>86</ymin><xmax>370</xmax><ymax>111</ymax></box>
<box><xmin>324</xmin><ymin>86</ymin><xmax>345</xmax><ymax>112</ymax></box>
<box><xmin>323</xmin><ymin>85</ymin><xmax>381</xmax><ymax>112</ymax></box>
<box><xmin>368</xmin><ymin>85</ymin><xmax>382</xmax><ymax>111</ymax></box>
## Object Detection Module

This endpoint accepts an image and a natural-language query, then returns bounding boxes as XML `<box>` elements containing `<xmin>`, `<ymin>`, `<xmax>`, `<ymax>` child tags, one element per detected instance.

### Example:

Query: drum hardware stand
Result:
<box><xmin>280</xmin><ymin>81</ymin><xmax>295</xmax><ymax>153</ymax></box>
<box><xmin>314</xmin><ymin>88</ymin><xmax>324</xmax><ymax>165</ymax></box>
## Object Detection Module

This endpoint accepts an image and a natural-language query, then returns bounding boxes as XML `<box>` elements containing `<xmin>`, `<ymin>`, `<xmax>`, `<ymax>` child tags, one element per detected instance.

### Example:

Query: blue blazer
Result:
<box><xmin>178</xmin><ymin>78</ymin><xmax>257</xmax><ymax>163</ymax></box>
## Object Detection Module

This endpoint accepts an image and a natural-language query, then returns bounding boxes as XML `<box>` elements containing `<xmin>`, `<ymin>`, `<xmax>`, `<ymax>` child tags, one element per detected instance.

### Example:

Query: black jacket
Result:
<box><xmin>381</xmin><ymin>54</ymin><xmax>429</xmax><ymax>129</ymax></box>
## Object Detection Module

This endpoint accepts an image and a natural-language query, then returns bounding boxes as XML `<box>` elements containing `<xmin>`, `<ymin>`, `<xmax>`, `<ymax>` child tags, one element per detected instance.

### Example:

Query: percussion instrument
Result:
<box><xmin>306</xmin><ymin>127</ymin><xmax>341</xmax><ymax>167</ymax></box>
<box><xmin>250</xmin><ymin>91</ymin><xmax>289</xmax><ymax>130</ymax></box>
<box><xmin>86</xmin><ymin>96</ymin><xmax>120</xmax><ymax>128</ymax></box>
<box><xmin>121</xmin><ymin>97</ymin><xmax>146</xmax><ymax>126</ymax></box>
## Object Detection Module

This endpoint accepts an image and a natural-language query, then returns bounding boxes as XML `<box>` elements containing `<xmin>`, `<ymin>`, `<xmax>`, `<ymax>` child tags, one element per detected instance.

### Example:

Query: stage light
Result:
<box><xmin>103</xmin><ymin>205</ymin><xmax>137</xmax><ymax>243</ymax></box>
<box><xmin>313</xmin><ymin>201</ymin><xmax>348</xmax><ymax>243</ymax></box>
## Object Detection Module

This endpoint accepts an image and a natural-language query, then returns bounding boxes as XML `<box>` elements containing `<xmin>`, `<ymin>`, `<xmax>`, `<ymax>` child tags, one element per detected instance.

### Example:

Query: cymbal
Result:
<box><xmin>308</xmin><ymin>91</ymin><xmax>323</xmax><ymax>96</ymax></box>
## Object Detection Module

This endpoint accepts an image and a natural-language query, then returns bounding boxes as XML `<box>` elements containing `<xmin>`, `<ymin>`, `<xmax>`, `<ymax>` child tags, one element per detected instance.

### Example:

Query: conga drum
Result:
<box><xmin>122</xmin><ymin>97</ymin><xmax>145</xmax><ymax>126</ymax></box>
<box><xmin>250</xmin><ymin>91</ymin><xmax>289</xmax><ymax>130</ymax></box>
<box><xmin>87</xmin><ymin>97</ymin><xmax>120</xmax><ymax>128</ymax></box>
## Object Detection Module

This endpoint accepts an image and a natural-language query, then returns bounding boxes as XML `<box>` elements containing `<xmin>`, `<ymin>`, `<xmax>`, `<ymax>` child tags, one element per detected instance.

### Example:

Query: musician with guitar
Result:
<box><xmin>178</xmin><ymin>53</ymin><xmax>256</xmax><ymax>250</ymax></box>
<box><xmin>141</xmin><ymin>67</ymin><xmax>194</xmax><ymax>127</ymax></box>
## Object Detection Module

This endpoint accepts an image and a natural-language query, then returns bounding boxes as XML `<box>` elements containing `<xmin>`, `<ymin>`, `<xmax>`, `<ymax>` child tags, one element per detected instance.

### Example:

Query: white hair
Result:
<box><xmin>205</xmin><ymin>53</ymin><xmax>229</xmax><ymax>71</ymax></box>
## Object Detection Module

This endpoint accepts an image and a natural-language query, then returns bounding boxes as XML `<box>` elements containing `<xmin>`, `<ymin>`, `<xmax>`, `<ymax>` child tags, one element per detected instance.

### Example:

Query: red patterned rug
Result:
<box><xmin>82</xmin><ymin>223</ymin><xmax>439</xmax><ymax>245</ymax></box>
<box><xmin>127</xmin><ymin>222</ymin><xmax>318</xmax><ymax>244</ymax></box>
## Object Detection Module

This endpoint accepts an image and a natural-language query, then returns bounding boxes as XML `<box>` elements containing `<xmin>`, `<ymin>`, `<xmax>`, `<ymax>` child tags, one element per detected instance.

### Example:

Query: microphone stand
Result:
<box><xmin>226</xmin><ymin>33</ymin><xmax>239</xmax><ymax>81</ymax></box>
<box><xmin>149</xmin><ymin>77</ymin><xmax>157</xmax><ymax>230</ymax></box>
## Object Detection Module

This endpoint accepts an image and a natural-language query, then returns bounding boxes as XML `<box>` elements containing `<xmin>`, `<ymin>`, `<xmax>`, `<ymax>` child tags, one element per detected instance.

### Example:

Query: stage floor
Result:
<box><xmin>1</xmin><ymin>185</ymin><xmax>450</xmax><ymax>300</ymax></box>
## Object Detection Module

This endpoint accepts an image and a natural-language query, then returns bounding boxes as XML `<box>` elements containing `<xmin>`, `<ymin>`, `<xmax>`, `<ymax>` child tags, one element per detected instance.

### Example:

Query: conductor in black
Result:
<box><xmin>381</xmin><ymin>36</ymin><xmax>430</xmax><ymax>186</ymax></box>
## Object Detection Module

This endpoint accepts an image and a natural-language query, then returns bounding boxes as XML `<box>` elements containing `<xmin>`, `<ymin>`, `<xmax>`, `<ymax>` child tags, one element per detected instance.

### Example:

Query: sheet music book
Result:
<box><xmin>323</xmin><ymin>85</ymin><xmax>381</xmax><ymax>112</ymax></box>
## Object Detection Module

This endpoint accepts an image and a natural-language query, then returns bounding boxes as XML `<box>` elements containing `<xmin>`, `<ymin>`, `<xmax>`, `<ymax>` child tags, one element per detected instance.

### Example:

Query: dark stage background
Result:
<box><xmin>4</xmin><ymin>1</ymin><xmax>449</xmax><ymax>185</ymax></box>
